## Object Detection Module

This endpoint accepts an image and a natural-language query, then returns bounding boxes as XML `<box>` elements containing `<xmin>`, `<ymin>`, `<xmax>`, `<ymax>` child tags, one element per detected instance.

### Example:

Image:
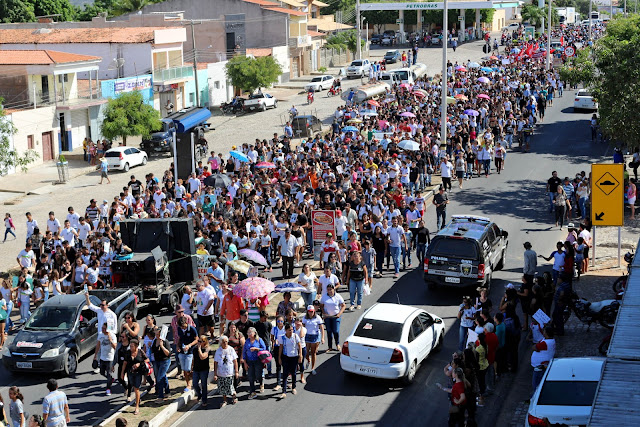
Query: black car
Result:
<box><xmin>384</xmin><ymin>49</ymin><xmax>401</xmax><ymax>63</ymax></box>
<box><xmin>371</xmin><ymin>34</ymin><xmax>383</xmax><ymax>45</ymax></box>
<box><xmin>2</xmin><ymin>290</ymin><xmax>137</xmax><ymax>376</ymax></box>
<box><xmin>291</xmin><ymin>115</ymin><xmax>322</xmax><ymax>138</ymax></box>
<box><xmin>423</xmin><ymin>215</ymin><xmax>508</xmax><ymax>291</ymax></box>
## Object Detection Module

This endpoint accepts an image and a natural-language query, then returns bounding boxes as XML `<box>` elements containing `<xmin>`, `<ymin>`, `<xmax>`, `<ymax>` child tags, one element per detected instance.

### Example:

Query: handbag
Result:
<box><xmin>449</xmin><ymin>405</ymin><xmax>460</xmax><ymax>414</ymax></box>
<box><xmin>363</xmin><ymin>282</ymin><xmax>371</xmax><ymax>296</ymax></box>
<box><xmin>258</xmin><ymin>350</ymin><xmax>273</xmax><ymax>365</ymax></box>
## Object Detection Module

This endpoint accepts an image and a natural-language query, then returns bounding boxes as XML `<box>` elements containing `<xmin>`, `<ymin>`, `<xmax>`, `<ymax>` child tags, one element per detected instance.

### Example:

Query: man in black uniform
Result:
<box><xmin>546</xmin><ymin>171</ymin><xmax>562</xmax><ymax>213</ymax></box>
<box><xmin>432</xmin><ymin>186</ymin><xmax>449</xmax><ymax>230</ymax></box>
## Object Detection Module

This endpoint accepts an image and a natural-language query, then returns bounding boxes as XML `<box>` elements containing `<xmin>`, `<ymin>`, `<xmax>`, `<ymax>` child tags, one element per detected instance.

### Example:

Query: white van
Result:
<box><xmin>380</xmin><ymin>72</ymin><xmax>402</xmax><ymax>85</ymax></box>
<box><xmin>389</xmin><ymin>68</ymin><xmax>417</xmax><ymax>85</ymax></box>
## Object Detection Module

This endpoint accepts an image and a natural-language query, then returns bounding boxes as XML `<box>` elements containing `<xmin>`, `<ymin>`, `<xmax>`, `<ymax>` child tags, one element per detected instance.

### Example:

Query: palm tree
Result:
<box><xmin>111</xmin><ymin>0</ymin><xmax>154</xmax><ymax>16</ymax></box>
<box><xmin>521</xmin><ymin>3</ymin><xmax>546</xmax><ymax>27</ymax></box>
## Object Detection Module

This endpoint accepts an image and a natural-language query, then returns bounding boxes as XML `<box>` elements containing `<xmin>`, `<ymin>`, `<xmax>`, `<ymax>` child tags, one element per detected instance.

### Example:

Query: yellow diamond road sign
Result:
<box><xmin>591</xmin><ymin>163</ymin><xmax>624</xmax><ymax>226</ymax></box>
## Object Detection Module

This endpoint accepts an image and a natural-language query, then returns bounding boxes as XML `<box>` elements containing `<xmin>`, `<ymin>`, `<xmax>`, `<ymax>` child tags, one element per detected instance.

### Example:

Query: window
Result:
<box><xmin>124</xmin><ymin>148</ymin><xmax>133</xmax><ymax>155</ymax></box>
<box><xmin>408</xmin><ymin>317</ymin><xmax>424</xmax><ymax>343</ymax></box>
<box><xmin>354</xmin><ymin>319</ymin><xmax>403</xmax><ymax>342</ymax></box>
<box><xmin>418</xmin><ymin>312</ymin><xmax>433</xmax><ymax>328</ymax></box>
<box><xmin>189</xmin><ymin>93</ymin><xmax>195</xmax><ymax>104</ymax></box>
<box><xmin>214</xmin><ymin>81</ymin><xmax>221</xmax><ymax>89</ymax></box>
<box><xmin>57</xmin><ymin>74</ymin><xmax>69</xmax><ymax>83</ymax></box>
<box><xmin>537</xmin><ymin>381</ymin><xmax>599</xmax><ymax>406</ymax></box>
<box><xmin>430</xmin><ymin>239</ymin><xmax>478</xmax><ymax>258</ymax></box>
<box><xmin>27</xmin><ymin>135</ymin><xmax>34</xmax><ymax>150</ymax></box>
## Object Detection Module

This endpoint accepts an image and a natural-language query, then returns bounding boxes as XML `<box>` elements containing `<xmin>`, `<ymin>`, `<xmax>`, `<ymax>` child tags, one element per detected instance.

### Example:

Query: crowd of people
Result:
<box><xmin>0</xmin><ymin>19</ymin><xmax>612</xmax><ymax>427</ymax></box>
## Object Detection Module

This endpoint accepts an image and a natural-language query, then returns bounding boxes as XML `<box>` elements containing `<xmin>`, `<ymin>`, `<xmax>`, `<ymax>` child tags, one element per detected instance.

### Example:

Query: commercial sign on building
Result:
<box><xmin>311</xmin><ymin>210</ymin><xmax>336</xmax><ymax>260</ymax></box>
<box><xmin>114</xmin><ymin>76</ymin><xmax>152</xmax><ymax>94</ymax></box>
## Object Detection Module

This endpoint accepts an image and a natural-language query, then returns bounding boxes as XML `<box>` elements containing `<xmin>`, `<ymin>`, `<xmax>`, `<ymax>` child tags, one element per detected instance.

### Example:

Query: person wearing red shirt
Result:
<box><xmin>219</xmin><ymin>284</ymin><xmax>245</xmax><ymax>335</ymax></box>
<box><xmin>483</xmin><ymin>323</ymin><xmax>499</xmax><ymax>391</ymax></box>
<box><xmin>438</xmin><ymin>368</ymin><xmax>469</xmax><ymax>427</ymax></box>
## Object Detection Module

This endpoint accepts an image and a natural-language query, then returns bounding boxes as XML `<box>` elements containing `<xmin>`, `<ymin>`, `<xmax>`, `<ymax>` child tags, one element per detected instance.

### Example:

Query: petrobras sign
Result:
<box><xmin>360</xmin><ymin>1</ymin><xmax>502</xmax><ymax>11</ymax></box>
<box><xmin>404</xmin><ymin>3</ymin><xmax>441</xmax><ymax>9</ymax></box>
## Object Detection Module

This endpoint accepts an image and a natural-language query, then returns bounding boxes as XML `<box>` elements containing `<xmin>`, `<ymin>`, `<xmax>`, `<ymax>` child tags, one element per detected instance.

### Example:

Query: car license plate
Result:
<box><xmin>357</xmin><ymin>366</ymin><xmax>378</xmax><ymax>375</ymax></box>
<box><xmin>445</xmin><ymin>277</ymin><xmax>461</xmax><ymax>283</ymax></box>
<box><xmin>16</xmin><ymin>362</ymin><xmax>32</xmax><ymax>369</ymax></box>
<box><xmin>154</xmin><ymin>147</ymin><xmax>163</xmax><ymax>151</ymax></box>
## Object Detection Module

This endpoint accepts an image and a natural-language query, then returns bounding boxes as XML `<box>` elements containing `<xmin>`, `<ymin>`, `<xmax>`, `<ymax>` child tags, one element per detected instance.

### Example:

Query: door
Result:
<box><xmin>41</xmin><ymin>131</ymin><xmax>53</xmax><ymax>161</ymax></box>
<box><xmin>78</xmin><ymin>308</ymin><xmax>98</xmax><ymax>355</ymax></box>
<box><xmin>418</xmin><ymin>312</ymin><xmax>436</xmax><ymax>358</ymax></box>
<box><xmin>407</xmin><ymin>315</ymin><xmax>428</xmax><ymax>362</ymax></box>
<box><xmin>129</xmin><ymin>147</ymin><xmax>142</xmax><ymax>165</ymax></box>
<box><xmin>41</xmin><ymin>76</ymin><xmax>49</xmax><ymax>104</ymax></box>
<box><xmin>59</xmin><ymin>113</ymin><xmax>68</xmax><ymax>152</ymax></box>
<box><xmin>226</xmin><ymin>32</ymin><xmax>236</xmax><ymax>57</ymax></box>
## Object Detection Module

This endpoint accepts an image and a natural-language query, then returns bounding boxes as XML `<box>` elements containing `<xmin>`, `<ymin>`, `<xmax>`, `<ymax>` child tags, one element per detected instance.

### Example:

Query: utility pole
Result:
<box><xmin>356</xmin><ymin>0</ymin><xmax>362</xmax><ymax>60</ymax></box>
<box><xmin>441</xmin><ymin>0</ymin><xmax>448</xmax><ymax>148</ymax></box>
<box><xmin>589</xmin><ymin>0</ymin><xmax>592</xmax><ymax>41</ymax></box>
<box><xmin>189</xmin><ymin>20</ymin><xmax>202</xmax><ymax>107</ymax></box>
<box><xmin>546</xmin><ymin>0</ymin><xmax>552</xmax><ymax>70</ymax></box>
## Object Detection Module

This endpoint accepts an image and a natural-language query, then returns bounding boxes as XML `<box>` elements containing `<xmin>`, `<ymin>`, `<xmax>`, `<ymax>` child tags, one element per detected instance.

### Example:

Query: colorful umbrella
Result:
<box><xmin>412</xmin><ymin>91</ymin><xmax>426</xmax><ymax>98</ymax></box>
<box><xmin>275</xmin><ymin>282</ymin><xmax>306</xmax><ymax>293</ymax></box>
<box><xmin>347</xmin><ymin>118</ymin><xmax>363</xmax><ymax>124</ymax></box>
<box><xmin>468</xmin><ymin>62</ymin><xmax>480</xmax><ymax>68</ymax></box>
<box><xmin>454</xmin><ymin>94</ymin><xmax>468</xmax><ymax>100</ymax></box>
<box><xmin>342</xmin><ymin>126</ymin><xmax>358</xmax><ymax>132</ymax></box>
<box><xmin>361</xmin><ymin>111</ymin><xmax>378</xmax><ymax>117</ymax></box>
<box><xmin>478</xmin><ymin>94</ymin><xmax>491</xmax><ymax>100</ymax></box>
<box><xmin>255</xmin><ymin>162</ymin><xmax>276</xmax><ymax>169</ymax></box>
<box><xmin>367</xmin><ymin>99</ymin><xmax>380</xmax><ymax>107</ymax></box>
<box><xmin>508</xmin><ymin>81</ymin><xmax>520</xmax><ymax>89</ymax></box>
<box><xmin>490</xmin><ymin>55</ymin><xmax>499</xmax><ymax>60</ymax></box>
<box><xmin>481</xmin><ymin>67</ymin><xmax>493</xmax><ymax>73</ymax></box>
<box><xmin>455</xmin><ymin>67</ymin><xmax>467</xmax><ymax>73</ymax></box>
<box><xmin>238</xmin><ymin>248</ymin><xmax>268</xmax><ymax>266</ymax></box>
<box><xmin>398</xmin><ymin>140</ymin><xmax>420</xmax><ymax>151</ymax></box>
<box><xmin>400</xmin><ymin>111</ymin><xmax>416</xmax><ymax>118</ymax></box>
<box><xmin>446</xmin><ymin>96</ymin><xmax>457</xmax><ymax>104</ymax></box>
<box><xmin>233</xmin><ymin>277</ymin><xmax>275</xmax><ymax>299</ymax></box>
<box><xmin>464</xmin><ymin>109</ymin><xmax>479</xmax><ymax>116</ymax></box>
<box><xmin>412</xmin><ymin>89</ymin><xmax>427</xmax><ymax>96</ymax></box>
<box><xmin>477</xmin><ymin>77</ymin><xmax>490</xmax><ymax>84</ymax></box>
<box><xmin>230</xmin><ymin>150</ymin><xmax>249</xmax><ymax>162</ymax></box>
<box><xmin>399</xmin><ymin>83</ymin><xmax>411</xmax><ymax>89</ymax></box>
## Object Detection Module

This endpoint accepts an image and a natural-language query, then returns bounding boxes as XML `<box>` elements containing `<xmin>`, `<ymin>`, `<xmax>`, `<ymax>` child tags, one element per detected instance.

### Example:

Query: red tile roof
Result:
<box><xmin>247</xmin><ymin>48</ymin><xmax>272</xmax><ymax>57</ymax></box>
<box><xmin>0</xmin><ymin>27</ymin><xmax>166</xmax><ymax>44</ymax></box>
<box><xmin>308</xmin><ymin>30</ymin><xmax>326</xmax><ymax>37</ymax></box>
<box><xmin>0</xmin><ymin>50</ymin><xmax>101</xmax><ymax>65</ymax></box>
<box><xmin>243</xmin><ymin>0</ymin><xmax>280</xmax><ymax>6</ymax></box>
<box><xmin>264</xmin><ymin>6</ymin><xmax>307</xmax><ymax>16</ymax></box>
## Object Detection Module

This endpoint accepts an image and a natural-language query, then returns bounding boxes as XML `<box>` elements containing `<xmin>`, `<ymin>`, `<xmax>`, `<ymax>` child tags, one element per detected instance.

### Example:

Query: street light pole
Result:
<box><xmin>441</xmin><ymin>0</ymin><xmax>448</xmax><ymax>148</ymax></box>
<box><xmin>356</xmin><ymin>0</ymin><xmax>362</xmax><ymax>60</ymax></box>
<box><xmin>546</xmin><ymin>0</ymin><xmax>552</xmax><ymax>70</ymax></box>
<box><xmin>589</xmin><ymin>0</ymin><xmax>592</xmax><ymax>41</ymax></box>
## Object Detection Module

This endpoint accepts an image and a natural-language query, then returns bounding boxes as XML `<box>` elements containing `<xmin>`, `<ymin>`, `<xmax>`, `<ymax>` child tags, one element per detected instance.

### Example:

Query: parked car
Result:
<box><xmin>2</xmin><ymin>290</ymin><xmax>137</xmax><ymax>376</ymax></box>
<box><xmin>104</xmin><ymin>146</ymin><xmax>147</xmax><ymax>172</ymax></box>
<box><xmin>384</xmin><ymin>50</ymin><xmax>401</xmax><ymax>63</ymax></box>
<box><xmin>291</xmin><ymin>114</ymin><xmax>322</xmax><ymax>138</ymax></box>
<box><xmin>383</xmin><ymin>30</ymin><xmax>396</xmax><ymax>40</ymax></box>
<box><xmin>381</xmin><ymin>36</ymin><xmax>393</xmax><ymax>46</ymax></box>
<box><xmin>370</xmin><ymin>34</ymin><xmax>383</xmax><ymax>45</ymax></box>
<box><xmin>340</xmin><ymin>303</ymin><xmax>445</xmax><ymax>384</ymax></box>
<box><xmin>244</xmin><ymin>92</ymin><xmax>278</xmax><ymax>111</ymax></box>
<box><xmin>346</xmin><ymin>59</ymin><xmax>371</xmax><ymax>78</ymax></box>
<box><xmin>574</xmin><ymin>90</ymin><xmax>598</xmax><ymax>112</ymax></box>
<box><xmin>526</xmin><ymin>357</ymin><xmax>605</xmax><ymax>427</ymax></box>
<box><xmin>423</xmin><ymin>215</ymin><xmax>508</xmax><ymax>291</ymax></box>
<box><xmin>305</xmin><ymin>75</ymin><xmax>335</xmax><ymax>92</ymax></box>
<box><xmin>502</xmin><ymin>22</ymin><xmax>520</xmax><ymax>32</ymax></box>
<box><xmin>430</xmin><ymin>33</ymin><xmax>442</xmax><ymax>45</ymax></box>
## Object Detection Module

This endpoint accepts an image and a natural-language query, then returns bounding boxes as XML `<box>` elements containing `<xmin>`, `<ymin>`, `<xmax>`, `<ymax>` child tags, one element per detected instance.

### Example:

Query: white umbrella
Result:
<box><xmin>468</xmin><ymin>62</ymin><xmax>481</xmax><ymax>68</ymax></box>
<box><xmin>398</xmin><ymin>140</ymin><xmax>420</xmax><ymax>151</ymax></box>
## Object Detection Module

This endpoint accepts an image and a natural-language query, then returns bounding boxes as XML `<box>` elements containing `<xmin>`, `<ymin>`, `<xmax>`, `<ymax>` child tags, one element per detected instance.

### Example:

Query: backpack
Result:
<box><xmin>503</xmin><ymin>316</ymin><xmax>521</xmax><ymax>338</ymax></box>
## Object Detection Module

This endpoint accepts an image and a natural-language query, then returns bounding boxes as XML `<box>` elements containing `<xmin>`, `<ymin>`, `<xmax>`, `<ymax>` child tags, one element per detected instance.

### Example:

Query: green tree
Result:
<box><xmin>558</xmin><ymin>48</ymin><xmax>594</xmax><ymax>88</ymax></box>
<box><xmin>591</xmin><ymin>14</ymin><xmax>640</xmax><ymax>148</ymax></box>
<box><xmin>0</xmin><ymin>0</ymin><xmax>36</xmax><ymax>23</ymax></box>
<box><xmin>225</xmin><ymin>55</ymin><xmax>283</xmax><ymax>94</ymax></box>
<box><xmin>326</xmin><ymin>29</ymin><xmax>364</xmax><ymax>53</ymax></box>
<box><xmin>32</xmin><ymin>0</ymin><xmax>76</xmax><ymax>21</ymax></box>
<box><xmin>100</xmin><ymin>91</ymin><xmax>161</xmax><ymax>146</ymax></box>
<box><xmin>362</xmin><ymin>10</ymin><xmax>398</xmax><ymax>33</ymax></box>
<box><xmin>0</xmin><ymin>99</ymin><xmax>40</xmax><ymax>175</ymax></box>
<box><xmin>111</xmin><ymin>0</ymin><xmax>165</xmax><ymax>16</ymax></box>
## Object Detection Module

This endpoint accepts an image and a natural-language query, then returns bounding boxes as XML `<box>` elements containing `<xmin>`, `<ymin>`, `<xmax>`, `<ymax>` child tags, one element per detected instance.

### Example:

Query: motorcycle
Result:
<box><xmin>220</xmin><ymin>100</ymin><xmax>244</xmax><ymax>115</ymax></box>
<box><xmin>612</xmin><ymin>250</ymin><xmax>634</xmax><ymax>295</ymax></box>
<box><xmin>563</xmin><ymin>292</ymin><xmax>620</xmax><ymax>329</ymax></box>
<box><xmin>327</xmin><ymin>86</ymin><xmax>342</xmax><ymax>97</ymax></box>
<box><xmin>307</xmin><ymin>91</ymin><xmax>314</xmax><ymax>105</ymax></box>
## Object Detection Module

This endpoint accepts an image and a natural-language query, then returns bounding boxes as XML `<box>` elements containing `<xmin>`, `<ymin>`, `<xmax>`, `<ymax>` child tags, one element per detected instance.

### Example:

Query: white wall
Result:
<box><xmin>9</xmin><ymin>106</ymin><xmax>60</xmax><ymax>169</ymax></box>
<box><xmin>272</xmin><ymin>46</ymin><xmax>290</xmax><ymax>84</ymax></box>
<box><xmin>207</xmin><ymin>61</ymin><xmax>232</xmax><ymax>107</ymax></box>
<box><xmin>0</xmin><ymin>43</ymin><xmax>153</xmax><ymax>81</ymax></box>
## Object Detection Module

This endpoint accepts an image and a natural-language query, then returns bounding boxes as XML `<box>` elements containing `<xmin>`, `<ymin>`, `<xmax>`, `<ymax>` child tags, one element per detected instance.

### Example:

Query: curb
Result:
<box><xmin>149</xmin><ymin>388</ymin><xmax>196</xmax><ymax>427</ymax></box>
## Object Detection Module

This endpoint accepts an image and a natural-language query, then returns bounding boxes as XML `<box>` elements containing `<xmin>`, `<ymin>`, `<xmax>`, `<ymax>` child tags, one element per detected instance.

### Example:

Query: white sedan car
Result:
<box><xmin>526</xmin><ymin>357</ymin><xmax>604</xmax><ymax>427</ymax></box>
<box><xmin>574</xmin><ymin>90</ymin><xmax>598</xmax><ymax>112</ymax></box>
<box><xmin>104</xmin><ymin>146</ymin><xmax>148</xmax><ymax>172</ymax></box>
<box><xmin>305</xmin><ymin>75</ymin><xmax>334</xmax><ymax>92</ymax></box>
<box><xmin>340</xmin><ymin>303</ymin><xmax>445</xmax><ymax>384</ymax></box>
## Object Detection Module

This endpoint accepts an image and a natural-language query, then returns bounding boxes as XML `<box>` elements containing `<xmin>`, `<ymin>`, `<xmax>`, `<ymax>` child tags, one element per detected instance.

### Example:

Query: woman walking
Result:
<box><xmin>213</xmin><ymin>335</ymin><xmax>239</xmax><ymax>407</ymax></box>
<box><xmin>297</xmin><ymin>264</ymin><xmax>318</xmax><ymax>308</ymax></box>
<box><xmin>1</xmin><ymin>279</ymin><xmax>13</xmax><ymax>334</ymax></box>
<box><xmin>293</xmin><ymin>317</ymin><xmax>307</xmax><ymax>384</ymax></box>
<box><xmin>241</xmin><ymin>327</ymin><xmax>266</xmax><ymax>400</ymax></box>
<box><xmin>554</xmin><ymin>186</ymin><xmax>568</xmax><ymax>229</ymax></box>
<box><xmin>302</xmin><ymin>305</ymin><xmax>324</xmax><ymax>375</ymax></box>
<box><xmin>120</xmin><ymin>339</ymin><xmax>148</xmax><ymax>415</ymax></box>
<box><xmin>321</xmin><ymin>284</ymin><xmax>346</xmax><ymax>352</ymax></box>
<box><xmin>277</xmin><ymin>323</ymin><xmax>303</xmax><ymax>398</ymax></box>
<box><xmin>271</xmin><ymin>316</ymin><xmax>286</xmax><ymax>392</ymax></box>
<box><xmin>8</xmin><ymin>386</ymin><xmax>25</xmax><ymax>427</ymax></box>
<box><xmin>346</xmin><ymin>251</ymin><xmax>367</xmax><ymax>311</ymax></box>
<box><xmin>192</xmin><ymin>335</ymin><xmax>210</xmax><ymax>406</ymax></box>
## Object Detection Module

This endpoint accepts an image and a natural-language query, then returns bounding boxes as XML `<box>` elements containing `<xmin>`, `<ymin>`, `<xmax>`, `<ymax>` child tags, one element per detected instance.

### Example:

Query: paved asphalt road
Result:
<box><xmin>173</xmin><ymin>86</ymin><xmax>609</xmax><ymax>426</ymax></box>
<box><xmin>0</xmin><ymin>44</ymin><xmax>609</xmax><ymax>426</ymax></box>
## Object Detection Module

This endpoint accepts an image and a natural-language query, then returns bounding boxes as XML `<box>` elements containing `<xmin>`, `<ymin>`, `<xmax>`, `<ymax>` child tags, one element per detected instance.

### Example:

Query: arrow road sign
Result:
<box><xmin>595</xmin><ymin>212</ymin><xmax>605</xmax><ymax>221</ymax></box>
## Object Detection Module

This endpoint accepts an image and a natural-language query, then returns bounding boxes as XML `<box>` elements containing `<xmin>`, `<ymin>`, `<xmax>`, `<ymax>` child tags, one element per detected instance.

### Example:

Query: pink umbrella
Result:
<box><xmin>400</xmin><ymin>112</ymin><xmax>416</xmax><ymax>118</ymax></box>
<box><xmin>233</xmin><ymin>277</ymin><xmax>275</xmax><ymax>299</ymax></box>
<box><xmin>477</xmin><ymin>77</ymin><xmax>490</xmax><ymax>84</ymax></box>
<box><xmin>478</xmin><ymin>94</ymin><xmax>490</xmax><ymax>100</ymax></box>
<box><xmin>399</xmin><ymin>83</ymin><xmax>411</xmax><ymax>89</ymax></box>
<box><xmin>238</xmin><ymin>248</ymin><xmax>268</xmax><ymax>266</ymax></box>
<box><xmin>412</xmin><ymin>91</ymin><xmax>426</xmax><ymax>98</ymax></box>
<box><xmin>378</xmin><ymin>119</ymin><xmax>388</xmax><ymax>129</ymax></box>
<box><xmin>367</xmin><ymin>100</ymin><xmax>380</xmax><ymax>107</ymax></box>
<box><xmin>255</xmin><ymin>162</ymin><xmax>276</xmax><ymax>169</ymax></box>
<box><xmin>455</xmin><ymin>67</ymin><xmax>467</xmax><ymax>72</ymax></box>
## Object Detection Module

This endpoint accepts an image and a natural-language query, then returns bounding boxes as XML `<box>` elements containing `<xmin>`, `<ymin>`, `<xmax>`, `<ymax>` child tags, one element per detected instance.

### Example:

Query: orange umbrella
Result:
<box><xmin>490</xmin><ymin>55</ymin><xmax>499</xmax><ymax>60</ymax></box>
<box><xmin>367</xmin><ymin>100</ymin><xmax>380</xmax><ymax>107</ymax></box>
<box><xmin>454</xmin><ymin>94</ymin><xmax>468</xmax><ymax>101</ymax></box>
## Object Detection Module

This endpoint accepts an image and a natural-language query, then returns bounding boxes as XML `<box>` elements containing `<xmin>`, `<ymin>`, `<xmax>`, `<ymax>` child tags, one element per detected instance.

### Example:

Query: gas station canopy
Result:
<box><xmin>359</xmin><ymin>1</ymin><xmax>521</xmax><ymax>11</ymax></box>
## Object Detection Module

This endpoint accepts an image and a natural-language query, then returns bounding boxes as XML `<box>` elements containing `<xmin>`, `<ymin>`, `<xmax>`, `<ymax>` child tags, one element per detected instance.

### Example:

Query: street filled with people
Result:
<box><xmin>0</xmin><ymin>20</ymin><xmax>618</xmax><ymax>427</ymax></box>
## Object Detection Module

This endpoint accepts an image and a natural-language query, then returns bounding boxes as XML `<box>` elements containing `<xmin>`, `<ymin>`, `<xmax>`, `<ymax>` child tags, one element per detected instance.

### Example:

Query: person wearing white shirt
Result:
<box><xmin>297</xmin><ymin>264</ymin><xmax>318</xmax><ymax>308</ymax></box>
<box><xmin>25</xmin><ymin>212</ymin><xmax>38</xmax><ymax>242</ymax></box>
<box><xmin>175</xmin><ymin>181</ymin><xmax>187</xmax><ymax>200</ymax></box>
<box><xmin>386</xmin><ymin>217</ymin><xmax>406</xmax><ymax>277</ymax></box>
<box><xmin>187</xmin><ymin>173</ymin><xmax>201</xmax><ymax>194</ymax></box>
<box><xmin>66</xmin><ymin>208</ymin><xmax>80</xmax><ymax>230</ymax></box>
<box><xmin>77</xmin><ymin>217</ymin><xmax>92</xmax><ymax>246</ymax></box>
<box><xmin>277</xmin><ymin>324</ymin><xmax>303</xmax><ymax>397</ymax></box>
<box><xmin>47</xmin><ymin>212</ymin><xmax>61</xmax><ymax>234</ymax></box>
<box><xmin>318</xmin><ymin>266</ymin><xmax>341</xmax><ymax>297</ymax></box>
<box><xmin>84</xmin><ymin>292</ymin><xmax>118</xmax><ymax>333</ymax></box>
<box><xmin>59</xmin><ymin>220</ymin><xmax>78</xmax><ymax>247</ymax></box>
<box><xmin>440</xmin><ymin>157</ymin><xmax>453</xmax><ymax>192</ymax></box>
<box><xmin>152</xmin><ymin>190</ymin><xmax>166</xmax><ymax>210</ymax></box>
<box><xmin>320</xmin><ymin>284</ymin><xmax>345</xmax><ymax>351</ymax></box>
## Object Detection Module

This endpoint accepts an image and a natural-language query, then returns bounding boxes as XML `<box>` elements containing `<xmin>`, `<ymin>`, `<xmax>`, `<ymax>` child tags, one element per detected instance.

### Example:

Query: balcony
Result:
<box><xmin>289</xmin><ymin>35</ymin><xmax>312</xmax><ymax>48</ymax></box>
<box><xmin>152</xmin><ymin>65</ymin><xmax>194</xmax><ymax>85</ymax></box>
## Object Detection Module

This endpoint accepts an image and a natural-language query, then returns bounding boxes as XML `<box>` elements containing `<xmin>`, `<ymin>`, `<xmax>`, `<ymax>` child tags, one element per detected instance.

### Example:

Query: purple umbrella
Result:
<box><xmin>464</xmin><ymin>109</ymin><xmax>479</xmax><ymax>117</ymax></box>
<box><xmin>400</xmin><ymin>111</ymin><xmax>416</xmax><ymax>118</ymax></box>
<box><xmin>478</xmin><ymin>76</ymin><xmax>490</xmax><ymax>84</ymax></box>
<box><xmin>238</xmin><ymin>248</ymin><xmax>268</xmax><ymax>266</ymax></box>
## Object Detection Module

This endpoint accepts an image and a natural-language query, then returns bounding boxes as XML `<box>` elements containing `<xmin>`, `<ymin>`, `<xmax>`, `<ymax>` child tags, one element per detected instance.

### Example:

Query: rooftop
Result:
<box><xmin>0</xmin><ymin>27</ymin><xmax>167</xmax><ymax>44</ymax></box>
<box><xmin>0</xmin><ymin>50</ymin><xmax>101</xmax><ymax>65</ymax></box>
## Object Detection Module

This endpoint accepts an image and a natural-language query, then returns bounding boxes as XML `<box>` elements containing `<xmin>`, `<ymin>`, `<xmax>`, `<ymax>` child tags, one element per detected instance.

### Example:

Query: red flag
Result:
<box><xmin>560</xmin><ymin>35</ymin><xmax>565</xmax><ymax>46</ymax></box>
<box><xmin>526</xmin><ymin>43</ymin><xmax>534</xmax><ymax>57</ymax></box>
<box><xmin>534</xmin><ymin>42</ymin><xmax>539</xmax><ymax>51</ymax></box>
